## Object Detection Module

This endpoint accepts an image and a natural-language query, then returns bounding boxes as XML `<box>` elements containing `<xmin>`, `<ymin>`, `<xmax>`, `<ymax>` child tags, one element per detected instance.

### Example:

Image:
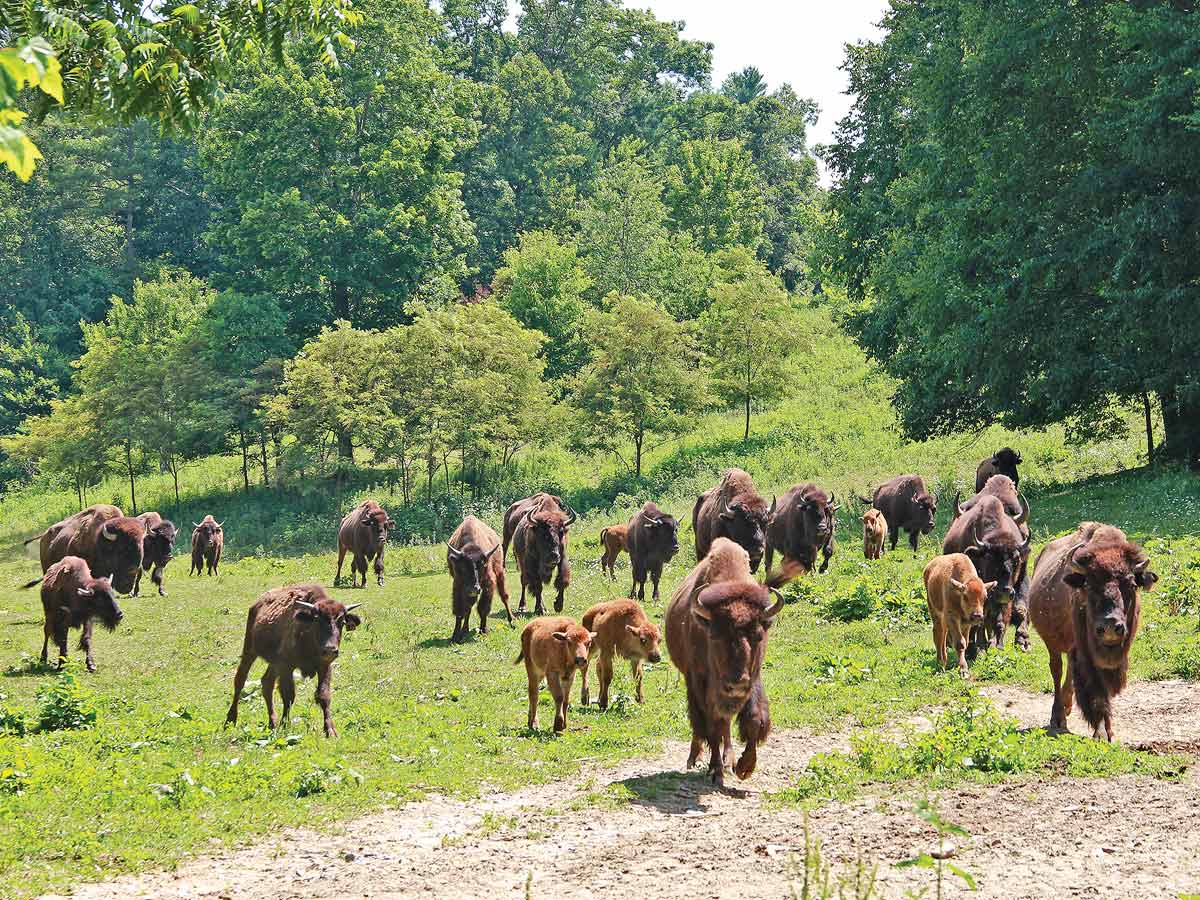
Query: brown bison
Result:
<box><xmin>446</xmin><ymin>515</ymin><xmax>511</xmax><ymax>642</ymax></box>
<box><xmin>515</xmin><ymin>616</ymin><xmax>595</xmax><ymax>732</ymax></box>
<box><xmin>764</xmin><ymin>483</ymin><xmax>838</xmax><ymax>575</ymax></box>
<box><xmin>25</xmin><ymin>504</ymin><xmax>145</xmax><ymax>595</ymax></box>
<box><xmin>336</xmin><ymin>501</ymin><xmax>394</xmax><ymax>588</ymax></box>
<box><xmin>625</xmin><ymin>502</ymin><xmax>680</xmax><ymax>601</ymax></box>
<box><xmin>692</xmin><ymin>469</ymin><xmax>772</xmax><ymax>573</ymax></box>
<box><xmin>580</xmin><ymin>598</ymin><xmax>662</xmax><ymax>709</ymax></box>
<box><xmin>1029</xmin><ymin>523</ymin><xmax>1155</xmax><ymax>741</ymax></box>
<box><xmin>598</xmin><ymin>523</ymin><xmax>629</xmax><ymax>579</ymax></box>
<box><xmin>502</xmin><ymin>492</ymin><xmax>571</xmax><ymax>559</ymax></box>
<box><xmin>225</xmin><ymin>584</ymin><xmax>362</xmax><ymax>738</ymax></box>
<box><xmin>23</xmin><ymin>556</ymin><xmax>123</xmax><ymax>672</ymax></box>
<box><xmin>861</xmin><ymin>475</ymin><xmax>937</xmax><ymax>553</ymax></box>
<box><xmin>923</xmin><ymin>553</ymin><xmax>995</xmax><ymax>677</ymax></box>
<box><xmin>190</xmin><ymin>515</ymin><xmax>224</xmax><ymax>576</ymax></box>
<box><xmin>134</xmin><ymin>511</ymin><xmax>178</xmax><ymax>597</ymax></box>
<box><xmin>956</xmin><ymin>474</ymin><xmax>1026</xmax><ymax>522</ymax></box>
<box><xmin>665</xmin><ymin>537</ymin><xmax>793</xmax><ymax>787</ymax></box>
<box><xmin>862</xmin><ymin>508</ymin><xmax>887</xmax><ymax>560</ymax></box>
<box><xmin>976</xmin><ymin>447</ymin><xmax>1022</xmax><ymax>492</ymax></box>
<box><xmin>509</xmin><ymin>495</ymin><xmax>575</xmax><ymax>614</ymax></box>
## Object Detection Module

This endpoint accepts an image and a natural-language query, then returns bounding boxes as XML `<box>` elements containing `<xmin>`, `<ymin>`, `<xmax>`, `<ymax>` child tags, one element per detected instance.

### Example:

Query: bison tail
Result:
<box><xmin>20</xmin><ymin>576</ymin><xmax>44</xmax><ymax>590</ymax></box>
<box><xmin>599</xmin><ymin>526</ymin><xmax>609</xmax><ymax>544</ymax></box>
<box><xmin>514</xmin><ymin>648</ymin><xmax>525</xmax><ymax>666</ymax></box>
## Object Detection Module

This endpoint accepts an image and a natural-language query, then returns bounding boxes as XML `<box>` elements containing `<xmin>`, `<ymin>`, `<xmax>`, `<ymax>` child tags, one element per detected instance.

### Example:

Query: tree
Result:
<box><xmin>721</xmin><ymin>66</ymin><xmax>767</xmax><ymax>104</ymax></box>
<box><xmin>700</xmin><ymin>252</ymin><xmax>807</xmax><ymax>441</ymax></box>
<box><xmin>0</xmin><ymin>396</ymin><xmax>111</xmax><ymax>506</ymax></box>
<box><xmin>665</xmin><ymin>138</ymin><xmax>765</xmax><ymax>253</ymax></box>
<box><xmin>569</xmin><ymin>294</ymin><xmax>709</xmax><ymax>476</ymax></box>
<box><xmin>0</xmin><ymin>311</ymin><xmax>57</xmax><ymax>437</ymax></box>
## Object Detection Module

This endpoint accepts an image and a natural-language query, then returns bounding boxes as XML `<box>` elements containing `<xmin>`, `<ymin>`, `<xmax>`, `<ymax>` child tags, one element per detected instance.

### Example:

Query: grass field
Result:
<box><xmin>1</xmin><ymin>310</ymin><xmax>1197</xmax><ymax>898</ymax></box>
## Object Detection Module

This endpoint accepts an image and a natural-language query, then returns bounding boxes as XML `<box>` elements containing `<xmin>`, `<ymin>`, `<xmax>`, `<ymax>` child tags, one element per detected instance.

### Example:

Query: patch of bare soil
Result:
<box><xmin>44</xmin><ymin>682</ymin><xmax>1200</xmax><ymax>900</ymax></box>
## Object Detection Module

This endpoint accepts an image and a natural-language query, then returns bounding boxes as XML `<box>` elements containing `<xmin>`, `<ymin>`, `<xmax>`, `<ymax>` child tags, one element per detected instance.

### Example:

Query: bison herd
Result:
<box><xmin>14</xmin><ymin>446</ymin><xmax>1162</xmax><ymax>787</ymax></box>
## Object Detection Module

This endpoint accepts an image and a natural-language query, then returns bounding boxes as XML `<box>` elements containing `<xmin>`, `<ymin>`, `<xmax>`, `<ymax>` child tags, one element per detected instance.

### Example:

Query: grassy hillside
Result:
<box><xmin>0</xmin><ymin>308</ymin><xmax>1196</xmax><ymax>899</ymax></box>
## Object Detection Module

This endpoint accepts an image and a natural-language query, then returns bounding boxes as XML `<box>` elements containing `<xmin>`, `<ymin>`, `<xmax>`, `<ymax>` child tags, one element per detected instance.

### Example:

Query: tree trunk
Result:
<box><xmin>331</xmin><ymin>282</ymin><xmax>350</xmax><ymax>321</ymax></box>
<box><xmin>744</xmin><ymin>394</ymin><xmax>751</xmax><ymax>442</ymax></box>
<box><xmin>125</xmin><ymin>440</ymin><xmax>138</xmax><ymax>515</ymax></box>
<box><xmin>239</xmin><ymin>430</ymin><xmax>250</xmax><ymax>493</ymax></box>
<box><xmin>259</xmin><ymin>435</ymin><xmax>270</xmax><ymax>486</ymax></box>
<box><xmin>171</xmin><ymin>460</ymin><xmax>180</xmax><ymax>506</ymax></box>
<box><xmin>124</xmin><ymin>126</ymin><xmax>137</xmax><ymax>281</ymax></box>
<box><xmin>1142</xmin><ymin>392</ymin><xmax>1155</xmax><ymax>465</ymax></box>
<box><xmin>1160</xmin><ymin>388</ymin><xmax>1200</xmax><ymax>466</ymax></box>
<box><xmin>634</xmin><ymin>429</ymin><xmax>644</xmax><ymax>478</ymax></box>
<box><xmin>337</xmin><ymin>428</ymin><xmax>354</xmax><ymax>461</ymax></box>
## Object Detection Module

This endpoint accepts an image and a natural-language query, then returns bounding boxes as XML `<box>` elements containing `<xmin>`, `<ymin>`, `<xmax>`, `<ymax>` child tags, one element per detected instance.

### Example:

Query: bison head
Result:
<box><xmin>295</xmin><ymin>597</ymin><xmax>362</xmax><ymax>662</ymax></box>
<box><xmin>359</xmin><ymin>507</ymin><xmax>394</xmax><ymax>544</ymax></box>
<box><xmin>719</xmin><ymin>495</ymin><xmax>770</xmax><ymax>572</ymax></box>
<box><xmin>193</xmin><ymin>517</ymin><xmax>223</xmax><ymax>549</ymax></box>
<box><xmin>793</xmin><ymin>488</ymin><xmax>839</xmax><ymax>544</ymax></box>
<box><xmin>641</xmin><ymin>508</ymin><xmax>680</xmax><ymax>560</ymax></box>
<box><xmin>144</xmin><ymin>519</ymin><xmax>178</xmax><ymax>564</ymax></box>
<box><xmin>992</xmin><ymin>447</ymin><xmax>1022</xmax><ymax>482</ymax></box>
<box><xmin>98</xmin><ymin>519</ymin><xmax>144</xmax><ymax>594</ymax></box>
<box><xmin>525</xmin><ymin>505</ymin><xmax>574</xmax><ymax>576</ymax></box>
<box><xmin>914</xmin><ymin>491</ymin><xmax>937</xmax><ymax>534</ymax></box>
<box><xmin>690</xmin><ymin>580</ymin><xmax>785</xmax><ymax>716</ymax></box>
<box><xmin>964</xmin><ymin>523</ymin><xmax>1029</xmax><ymax>597</ymax></box>
<box><xmin>74</xmin><ymin>575</ymin><xmax>123</xmax><ymax>631</ymax></box>
<box><xmin>622</xmin><ymin>619</ymin><xmax>663</xmax><ymax>664</ymax></box>
<box><xmin>552</xmin><ymin>624</ymin><xmax>596</xmax><ymax>669</ymax></box>
<box><xmin>447</xmin><ymin>542</ymin><xmax>500</xmax><ymax>598</ymax></box>
<box><xmin>1064</xmin><ymin>541</ymin><xmax>1154</xmax><ymax>667</ymax></box>
<box><xmin>948</xmin><ymin>575</ymin><xmax>995</xmax><ymax>624</ymax></box>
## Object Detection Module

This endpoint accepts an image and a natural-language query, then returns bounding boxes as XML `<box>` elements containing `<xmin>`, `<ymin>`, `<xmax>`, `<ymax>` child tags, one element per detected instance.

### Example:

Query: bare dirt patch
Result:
<box><xmin>44</xmin><ymin>682</ymin><xmax>1200</xmax><ymax>900</ymax></box>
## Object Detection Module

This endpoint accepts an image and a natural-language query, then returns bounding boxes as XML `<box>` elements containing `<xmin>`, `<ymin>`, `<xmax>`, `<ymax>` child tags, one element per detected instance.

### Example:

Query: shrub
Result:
<box><xmin>0</xmin><ymin>696</ymin><xmax>27</xmax><ymax>736</ymax></box>
<box><xmin>36</xmin><ymin>664</ymin><xmax>97</xmax><ymax>732</ymax></box>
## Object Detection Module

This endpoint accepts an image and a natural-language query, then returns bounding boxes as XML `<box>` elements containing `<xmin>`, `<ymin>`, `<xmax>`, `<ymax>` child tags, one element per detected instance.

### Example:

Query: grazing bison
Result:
<box><xmin>764</xmin><ymin>483</ymin><xmax>838</xmax><ymax>575</ymax></box>
<box><xmin>924</xmin><ymin>553</ymin><xmax>995</xmax><ymax>677</ymax></box>
<box><xmin>956</xmin><ymin>474</ymin><xmax>1026</xmax><ymax>522</ymax></box>
<box><xmin>861</xmin><ymin>475</ymin><xmax>937</xmax><ymax>553</ymax></box>
<box><xmin>1029</xmin><ymin>523</ymin><xmax>1155</xmax><ymax>741</ymax></box>
<box><xmin>225</xmin><ymin>584</ymin><xmax>362</xmax><ymax>738</ymax></box>
<box><xmin>134</xmin><ymin>511</ymin><xmax>178</xmax><ymax>597</ymax></box>
<box><xmin>665</xmin><ymin>537</ymin><xmax>794</xmax><ymax>787</ymax></box>
<box><xmin>190</xmin><ymin>515</ymin><xmax>224</xmax><ymax>576</ymax></box>
<box><xmin>598</xmin><ymin>523</ymin><xmax>629</xmax><ymax>579</ymax></box>
<box><xmin>580</xmin><ymin>598</ymin><xmax>662</xmax><ymax>709</ymax></box>
<box><xmin>862</xmin><ymin>508</ymin><xmax>887</xmax><ymax>560</ymax></box>
<box><xmin>25</xmin><ymin>504</ymin><xmax>145</xmax><ymax>595</ymax></box>
<box><xmin>510</xmin><ymin>497</ymin><xmax>575</xmax><ymax>614</ymax></box>
<box><xmin>23</xmin><ymin>556</ymin><xmax>123</xmax><ymax>672</ymax></box>
<box><xmin>943</xmin><ymin>493</ymin><xmax>1031</xmax><ymax>657</ymax></box>
<box><xmin>335</xmin><ymin>501</ymin><xmax>394</xmax><ymax>588</ymax></box>
<box><xmin>976</xmin><ymin>447</ymin><xmax>1022</xmax><ymax>492</ymax></box>
<box><xmin>446</xmin><ymin>515</ymin><xmax>511</xmax><ymax>642</ymax></box>
<box><xmin>692</xmin><ymin>469</ymin><xmax>772</xmax><ymax>572</ymax></box>
<box><xmin>515</xmin><ymin>616</ymin><xmax>595</xmax><ymax>732</ymax></box>
<box><xmin>625</xmin><ymin>502</ymin><xmax>680</xmax><ymax>601</ymax></box>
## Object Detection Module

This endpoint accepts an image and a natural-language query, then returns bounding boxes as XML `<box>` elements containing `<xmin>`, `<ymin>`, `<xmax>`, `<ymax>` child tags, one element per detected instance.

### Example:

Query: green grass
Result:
<box><xmin>0</xmin><ymin>308</ymin><xmax>1196</xmax><ymax>898</ymax></box>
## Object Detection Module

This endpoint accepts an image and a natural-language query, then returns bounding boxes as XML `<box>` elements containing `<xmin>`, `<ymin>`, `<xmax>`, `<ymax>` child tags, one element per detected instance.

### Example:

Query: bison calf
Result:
<box><xmin>23</xmin><ymin>556</ymin><xmax>123</xmax><ymax>672</ymax></box>
<box><xmin>598</xmin><ymin>523</ymin><xmax>628</xmax><ymax>579</ymax></box>
<box><xmin>190</xmin><ymin>515</ymin><xmax>224</xmax><ymax>576</ymax></box>
<box><xmin>515</xmin><ymin>616</ymin><xmax>595</xmax><ymax>732</ymax></box>
<box><xmin>135</xmin><ymin>511</ymin><xmax>178</xmax><ymax>597</ymax></box>
<box><xmin>580</xmin><ymin>599</ymin><xmax>662</xmax><ymax>709</ymax></box>
<box><xmin>862</xmin><ymin>509</ymin><xmax>887</xmax><ymax>560</ymax></box>
<box><xmin>447</xmin><ymin>515</ymin><xmax>511</xmax><ymax>642</ymax></box>
<box><xmin>923</xmin><ymin>553</ymin><xmax>995</xmax><ymax>677</ymax></box>
<box><xmin>225</xmin><ymin>585</ymin><xmax>361</xmax><ymax>737</ymax></box>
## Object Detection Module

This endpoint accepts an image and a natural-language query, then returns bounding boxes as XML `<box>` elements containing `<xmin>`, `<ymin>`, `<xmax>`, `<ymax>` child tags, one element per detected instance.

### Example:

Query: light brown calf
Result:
<box><xmin>923</xmin><ymin>553</ymin><xmax>995</xmax><ymax>676</ymax></box>
<box><xmin>598</xmin><ymin>524</ymin><xmax>629</xmax><ymax>579</ymax></box>
<box><xmin>516</xmin><ymin>616</ymin><xmax>596</xmax><ymax>732</ymax></box>
<box><xmin>862</xmin><ymin>508</ymin><xmax>887</xmax><ymax>560</ymax></box>
<box><xmin>579</xmin><ymin>599</ymin><xmax>662</xmax><ymax>709</ymax></box>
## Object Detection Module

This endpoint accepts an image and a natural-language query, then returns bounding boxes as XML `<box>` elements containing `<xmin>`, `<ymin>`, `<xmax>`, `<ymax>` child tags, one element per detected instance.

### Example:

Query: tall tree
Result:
<box><xmin>721</xmin><ymin>66</ymin><xmax>767</xmax><ymax>104</ymax></box>
<box><xmin>665</xmin><ymin>138</ymin><xmax>765</xmax><ymax>254</ymax></box>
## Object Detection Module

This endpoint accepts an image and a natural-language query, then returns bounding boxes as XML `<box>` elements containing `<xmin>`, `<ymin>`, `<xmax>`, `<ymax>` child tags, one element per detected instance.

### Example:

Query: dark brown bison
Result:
<box><xmin>335</xmin><ymin>501</ymin><xmax>394</xmax><ymax>588</ymax></box>
<box><xmin>598</xmin><ymin>523</ymin><xmax>629</xmax><ymax>579</ymax></box>
<box><xmin>1029</xmin><ymin>523</ymin><xmax>1156</xmax><ymax>740</ymax></box>
<box><xmin>764</xmin><ymin>483</ymin><xmax>838</xmax><ymax>575</ymax></box>
<box><xmin>190</xmin><ymin>515</ymin><xmax>224</xmax><ymax>576</ymax></box>
<box><xmin>665</xmin><ymin>537</ymin><xmax>793</xmax><ymax>787</ymax></box>
<box><xmin>446</xmin><ymin>515</ymin><xmax>511</xmax><ymax>642</ymax></box>
<box><xmin>225</xmin><ymin>584</ymin><xmax>362</xmax><ymax>738</ymax></box>
<box><xmin>511</xmin><ymin>497</ymin><xmax>575</xmax><ymax>614</ymax></box>
<box><xmin>692</xmin><ymin>469</ymin><xmax>772</xmax><ymax>573</ymax></box>
<box><xmin>943</xmin><ymin>493</ymin><xmax>1030</xmax><ymax>658</ymax></box>
<box><xmin>134</xmin><ymin>511</ymin><xmax>178</xmax><ymax>597</ymax></box>
<box><xmin>860</xmin><ymin>475</ymin><xmax>937</xmax><ymax>553</ymax></box>
<box><xmin>25</xmin><ymin>504</ymin><xmax>145</xmax><ymax>595</ymax></box>
<box><xmin>502</xmin><ymin>492</ymin><xmax>571</xmax><ymax>559</ymax></box>
<box><xmin>976</xmin><ymin>447</ymin><xmax>1022</xmax><ymax>492</ymax></box>
<box><xmin>23</xmin><ymin>556</ymin><xmax>123</xmax><ymax>672</ymax></box>
<box><xmin>625</xmin><ymin>502</ymin><xmax>680</xmax><ymax>602</ymax></box>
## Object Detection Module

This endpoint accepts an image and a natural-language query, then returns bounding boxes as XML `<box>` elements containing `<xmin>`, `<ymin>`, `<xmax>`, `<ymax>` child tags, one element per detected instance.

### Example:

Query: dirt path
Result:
<box><xmin>44</xmin><ymin>681</ymin><xmax>1200</xmax><ymax>900</ymax></box>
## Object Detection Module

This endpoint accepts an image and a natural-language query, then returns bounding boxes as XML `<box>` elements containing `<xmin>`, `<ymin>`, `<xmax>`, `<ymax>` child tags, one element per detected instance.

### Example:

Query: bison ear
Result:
<box><xmin>1135</xmin><ymin>568</ymin><xmax>1158</xmax><ymax>591</ymax></box>
<box><xmin>345</xmin><ymin>613</ymin><xmax>362</xmax><ymax>630</ymax></box>
<box><xmin>1063</xmin><ymin>572</ymin><xmax>1087</xmax><ymax>590</ymax></box>
<box><xmin>625</xmin><ymin>623</ymin><xmax>639</xmax><ymax>636</ymax></box>
<box><xmin>552</xmin><ymin>631</ymin><xmax>569</xmax><ymax>643</ymax></box>
<box><xmin>983</xmin><ymin>580</ymin><xmax>997</xmax><ymax>592</ymax></box>
<box><xmin>588</xmin><ymin>631</ymin><xmax>598</xmax><ymax>641</ymax></box>
<box><xmin>385</xmin><ymin>519</ymin><xmax>395</xmax><ymax>530</ymax></box>
<box><xmin>949</xmin><ymin>578</ymin><xmax>966</xmax><ymax>593</ymax></box>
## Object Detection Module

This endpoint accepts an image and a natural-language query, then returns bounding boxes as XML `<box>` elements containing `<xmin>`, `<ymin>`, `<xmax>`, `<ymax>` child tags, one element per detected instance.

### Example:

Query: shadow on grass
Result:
<box><xmin>3</xmin><ymin>656</ymin><xmax>56</xmax><ymax>678</ymax></box>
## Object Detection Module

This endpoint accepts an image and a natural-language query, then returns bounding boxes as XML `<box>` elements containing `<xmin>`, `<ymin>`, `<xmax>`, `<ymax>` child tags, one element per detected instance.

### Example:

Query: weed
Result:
<box><xmin>35</xmin><ymin>663</ymin><xmax>96</xmax><ymax>732</ymax></box>
<box><xmin>786</xmin><ymin>814</ymin><xmax>879</xmax><ymax>900</ymax></box>
<box><xmin>0</xmin><ymin>696</ymin><xmax>27</xmax><ymax>736</ymax></box>
<box><xmin>896</xmin><ymin>799</ymin><xmax>976</xmax><ymax>897</ymax></box>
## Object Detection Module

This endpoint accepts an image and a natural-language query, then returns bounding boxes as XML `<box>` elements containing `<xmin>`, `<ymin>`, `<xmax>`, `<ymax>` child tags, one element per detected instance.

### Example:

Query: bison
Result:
<box><xmin>515</xmin><ymin>616</ymin><xmax>595</xmax><ymax>732</ymax></box>
<box><xmin>225</xmin><ymin>584</ymin><xmax>362</xmax><ymax>738</ymax></box>
<box><xmin>335</xmin><ymin>501</ymin><xmax>394</xmax><ymax>588</ymax></box>
<box><xmin>190</xmin><ymin>515</ymin><xmax>224</xmax><ymax>576</ymax></box>
<box><xmin>976</xmin><ymin>447</ymin><xmax>1022</xmax><ymax>492</ymax></box>
<box><xmin>598</xmin><ymin>523</ymin><xmax>629</xmax><ymax>579</ymax></box>
<box><xmin>692</xmin><ymin>469</ymin><xmax>772</xmax><ymax>572</ymax></box>
<box><xmin>923</xmin><ymin>553</ymin><xmax>995</xmax><ymax>677</ymax></box>
<box><xmin>580</xmin><ymin>598</ymin><xmax>662</xmax><ymax>709</ymax></box>
<box><xmin>446</xmin><ymin>515</ymin><xmax>511</xmax><ymax>642</ymax></box>
<box><xmin>665</xmin><ymin>537</ymin><xmax>793</xmax><ymax>787</ymax></box>
<box><xmin>625</xmin><ymin>502</ymin><xmax>680</xmax><ymax>602</ymax></box>
<box><xmin>134</xmin><ymin>511</ymin><xmax>178</xmax><ymax>597</ymax></box>
<box><xmin>861</xmin><ymin>475</ymin><xmax>937</xmax><ymax>553</ymax></box>
<box><xmin>509</xmin><ymin>495</ymin><xmax>575</xmax><ymax>614</ymax></box>
<box><xmin>1029</xmin><ymin>523</ymin><xmax>1155</xmax><ymax>741</ymax></box>
<box><xmin>764</xmin><ymin>483</ymin><xmax>838</xmax><ymax>575</ymax></box>
<box><xmin>23</xmin><ymin>556</ymin><xmax>123</xmax><ymax>672</ymax></box>
<box><xmin>25</xmin><ymin>504</ymin><xmax>145</xmax><ymax>595</ymax></box>
<box><xmin>862</xmin><ymin>508</ymin><xmax>887</xmax><ymax>560</ymax></box>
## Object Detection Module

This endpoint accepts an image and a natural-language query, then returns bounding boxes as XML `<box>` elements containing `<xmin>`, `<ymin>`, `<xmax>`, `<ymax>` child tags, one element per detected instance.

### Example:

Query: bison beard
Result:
<box><xmin>1069</xmin><ymin>584</ymin><xmax>1138</xmax><ymax>738</ymax></box>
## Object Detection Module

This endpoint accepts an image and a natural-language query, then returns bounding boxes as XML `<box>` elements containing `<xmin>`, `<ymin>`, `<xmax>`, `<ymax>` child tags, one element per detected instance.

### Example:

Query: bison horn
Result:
<box><xmin>1067</xmin><ymin>542</ymin><xmax>1089</xmax><ymax>574</ymax></box>
<box><xmin>345</xmin><ymin>603</ymin><xmax>363</xmax><ymax>612</ymax></box>
<box><xmin>295</xmin><ymin>600</ymin><xmax>318</xmax><ymax>611</ymax></box>
<box><xmin>768</xmin><ymin>495</ymin><xmax>777</xmax><ymax>516</ymax></box>
<box><xmin>970</xmin><ymin>522</ymin><xmax>984</xmax><ymax>550</ymax></box>
<box><xmin>216</xmin><ymin>521</ymin><xmax>225</xmax><ymax>529</ymax></box>
<box><xmin>101</xmin><ymin>522</ymin><xmax>118</xmax><ymax>541</ymax></box>
<box><xmin>1132</xmin><ymin>557</ymin><xmax>1149</xmax><ymax>574</ymax></box>
<box><xmin>765</xmin><ymin>588</ymin><xmax>785</xmax><ymax>620</ymax></box>
<box><xmin>484</xmin><ymin>544</ymin><xmax>500</xmax><ymax>560</ymax></box>
<box><xmin>953</xmin><ymin>491</ymin><xmax>964</xmax><ymax>520</ymax></box>
<box><xmin>719</xmin><ymin>496</ymin><xmax>735</xmax><ymax>521</ymax></box>
<box><xmin>1014</xmin><ymin>493</ymin><xmax>1029</xmax><ymax>526</ymax></box>
<box><xmin>192</xmin><ymin>522</ymin><xmax>201</xmax><ymax>528</ymax></box>
<box><xmin>447</xmin><ymin>544</ymin><xmax>464</xmax><ymax>559</ymax></box>
<box><xmin>563</xmin><ymin>505</ymin><xmax>577</xmax><ymax>526</ymax></box>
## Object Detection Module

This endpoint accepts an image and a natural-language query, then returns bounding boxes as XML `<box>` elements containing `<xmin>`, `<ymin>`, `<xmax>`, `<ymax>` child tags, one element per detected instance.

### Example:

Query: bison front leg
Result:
<box><xmin>547</xmin><ymin>672</ymin><xmax>567</xmax><ymax>732</ymax></box>
<box><xmin>888</xmin><ymin>528</ymin><xmax>899</xmax><ymax>551</ymax></box>
<box><xmin>597</xmin><ymin>652</ymin><xmax>614</xmax><ymax>711</ymax></box>
<box><xmin>152</xmin><ymin>562</ymin><xmax>167</xmax><ymax>596</ymax></box>
<box><xmin>1010</xmin><ymin>579</ymin><xmax>1031</xmax><ymax>651</ymax></box>
<box><xmin>684</xmin><ymin>678</ymin><xmax>708</xmax><ymax>770</ymax></box>
<box><xmin>79</xmin><ymin>619</ymin><xmax>96</xmax><ymax>672</ymax></box>
<box><xmin>373</xmin><ymin>547</ymin><xmax>385</xmax><ymax>587</ymax></box>
<box><xmin>526</xmin><ymin>669</ymin><xmax>540</xmax><ymax>731</ymax></box>
<box><xmin>707</xmin><ymin>719</ymin><xmax>729</xmax><ymax>788</ymax></box>
<box><xmin>315</xmin><ymin>664</ymin><xmax>337</xmax><ymax>738</ymax></box>
<box><xmin>632</xmin><ymin>658</ymin><xmax>645</xmax><ymax>704</ymax></box>
<box><xmin>949</xmin><ymin>621</ymin><xmax>969</xmax><ymax>677</ymax></box>
<box><xmin>735</xmin><ymin>682</ymin><xmax>771</xmax><ymax>781</ymax></box>
<box><xmin>475</xmin><ymin>588</ymin><xmax>490</xmax><ymax>636</ymax></box>
<box><xmin>932</xmin><ymin>614</ymin><xmax>948</xmax><ymax>670</ymax></box>
<box><xmin>650</xmin><ymin>563</ymin><xmax>664</xmax><ymax>602</ymax></box>
<box><xmin>553</xmin><ymin>558</ymin><xmax>570</xmax><ymax>613</ymax></box>
<box><xmin>529</xmin><ymin>580</ymin><xmax>546</xmax><ymax>616</ymax></box>
<box><xmin>132</xmin><ymin>568</ymin><xmax>143</xmax><ymax>597</ymax></box>
<box><xmin>908</xmin><ymin>528</ymin><xmax>919</xmax><ymax>553</ymax></box>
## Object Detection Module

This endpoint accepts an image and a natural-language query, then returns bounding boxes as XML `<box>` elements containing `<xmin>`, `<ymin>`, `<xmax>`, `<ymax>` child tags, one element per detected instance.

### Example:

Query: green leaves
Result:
<box><xmin>0</xmin><ymin>37</ymin><xmax>62</xmax><ymax>179</ymax></box>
